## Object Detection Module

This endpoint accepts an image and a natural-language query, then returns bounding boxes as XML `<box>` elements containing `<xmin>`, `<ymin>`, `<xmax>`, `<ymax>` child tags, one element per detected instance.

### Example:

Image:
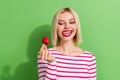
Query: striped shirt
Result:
<box><xmin>38</xmin><ymin>48</ymin><xmax>97</xmax><ymax>80</ymax></box>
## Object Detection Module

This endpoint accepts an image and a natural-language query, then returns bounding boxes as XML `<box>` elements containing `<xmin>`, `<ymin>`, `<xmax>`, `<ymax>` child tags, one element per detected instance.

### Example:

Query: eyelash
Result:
<box><xmin>70</xmin><ymin>21</ymin><xmax>75</xmax><ymax>24</ymax></box>
<box><xmin>58</xmin><ymin>21</ymin><xmax>75</xmax><ymax>25</ymax></box>
<box><xmin>58</xmin><ymin>22</ymin><xmax>64</xmax><ymax>25</ymax></box>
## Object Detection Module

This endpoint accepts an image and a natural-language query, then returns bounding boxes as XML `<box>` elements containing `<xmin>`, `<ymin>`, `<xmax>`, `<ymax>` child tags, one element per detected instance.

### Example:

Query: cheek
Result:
<box><xmin>57</xmin><ymin>27</ymin><xmax>62</xmax><ymax>36</ymax></box>
<box><xmin>72</xmin><ymin>27</ymin><xmax>77</xmax><ymax>35</ymax></box>
<box><xmin>72</xmin><ymin>25</ymin><xmax>77</xmax><ymax>31</ymax></box>
<box><xmin>57</xmin><ymin>26</ymin><xmax>63</xmax><ymax>32</ymax></box>
<box><xmin>73</xmin><ymin>24</ymin><xmax>77</xmax><ymax>28</ymax></box>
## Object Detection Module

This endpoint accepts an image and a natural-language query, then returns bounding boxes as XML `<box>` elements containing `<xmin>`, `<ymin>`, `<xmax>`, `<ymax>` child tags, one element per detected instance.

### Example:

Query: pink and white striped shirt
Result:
<box><xmin>38</xmin><ymin>48</ymin><xmax>97</xmax><ymax>80</ymax></box>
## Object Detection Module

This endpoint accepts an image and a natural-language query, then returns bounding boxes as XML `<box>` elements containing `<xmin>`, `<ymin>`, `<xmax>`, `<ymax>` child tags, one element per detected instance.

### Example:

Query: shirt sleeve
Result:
<box><xmin>88</xmin><ymin>54</ymin><xmax>97</xmax><ymax>80</ymax></box>
<box><xmin>37</xmin><ymin>53</ymin><xmax>57</xmax><ymax>80</ymax></box>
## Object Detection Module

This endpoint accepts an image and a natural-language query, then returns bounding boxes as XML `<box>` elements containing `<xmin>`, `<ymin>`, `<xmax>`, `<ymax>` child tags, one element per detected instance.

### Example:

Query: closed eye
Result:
<box><xmin>58</xmin><ymin>22</ymin><xmax>65</xmax><ymax>25</ymax></box>
<box><xmin>70</xmin><ymin>21</ymin><xmax>75</xmax><ymax>24</ymax></box>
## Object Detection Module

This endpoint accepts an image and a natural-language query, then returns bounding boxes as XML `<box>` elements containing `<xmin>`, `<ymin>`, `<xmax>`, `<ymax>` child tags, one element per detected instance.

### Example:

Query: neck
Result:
<box><xmin>57</xmin><ymin>39</ymin><xmax>76</xmax><ymax>53</ymax></box>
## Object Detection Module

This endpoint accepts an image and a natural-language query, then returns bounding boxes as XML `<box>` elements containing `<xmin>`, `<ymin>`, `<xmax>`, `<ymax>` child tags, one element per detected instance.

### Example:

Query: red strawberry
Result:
<box><xmin>42</xmin><ymin>36</ymin><xmax>50</xmax><ymax>45</ymax></box>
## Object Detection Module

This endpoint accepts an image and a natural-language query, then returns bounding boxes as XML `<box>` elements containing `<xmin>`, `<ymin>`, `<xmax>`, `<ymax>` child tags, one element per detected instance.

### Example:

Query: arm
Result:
<box><xmin>37</xmin><ymin>44</ymin><xmax>57</xmax><ymax>80</ymax></box>
<box><xmin>38</xmin><ymin>54</ymin><xmax>57</xmax><ymax>80</ymax></box>
<box><xmin>88</xmin><ymin>54</ymin><xmax>97</xmax><ymax>80</ymax></box>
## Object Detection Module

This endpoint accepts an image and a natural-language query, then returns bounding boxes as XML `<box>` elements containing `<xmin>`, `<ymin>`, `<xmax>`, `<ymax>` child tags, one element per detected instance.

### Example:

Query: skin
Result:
<box><xmin>39</xmin><ymin>12</ymin><xmax>84</xmax><ymax>62</ymax></box>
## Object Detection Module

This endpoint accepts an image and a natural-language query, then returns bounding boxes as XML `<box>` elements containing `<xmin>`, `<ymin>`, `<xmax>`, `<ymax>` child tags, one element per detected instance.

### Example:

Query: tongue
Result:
<box><xmin>63</xmin><ymin>31</ymin><xmax>71</xmax><ymax>35</ymax></box>
<box><xmin>62</xmin><ymin>31</ymin><xmax>72</xmax><ymax>37</ymax></box>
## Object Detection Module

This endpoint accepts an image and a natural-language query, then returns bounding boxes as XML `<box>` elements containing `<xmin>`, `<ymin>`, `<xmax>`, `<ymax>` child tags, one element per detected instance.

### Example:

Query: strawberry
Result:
<box><xmin>42</xmin><ymin>36</ymin><xmax>50</xmax><ymax>45</ymax></box>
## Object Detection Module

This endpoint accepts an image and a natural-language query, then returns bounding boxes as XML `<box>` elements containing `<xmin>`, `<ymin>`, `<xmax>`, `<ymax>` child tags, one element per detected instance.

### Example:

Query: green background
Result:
<box><xmin>0</xmin><ymin>0</ymin><xmax>120</xmax><ymax>80</ymax></box>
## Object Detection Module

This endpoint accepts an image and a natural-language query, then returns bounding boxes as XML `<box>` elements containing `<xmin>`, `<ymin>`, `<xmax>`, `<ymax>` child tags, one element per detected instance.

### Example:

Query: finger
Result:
<box><xmin>39</xmin><ymin>49</ymin><xmax>43</xmax><ymax>59</ymax></box>
<box><xmin>44</xmin><ymin>45</ymin><xmax>48</xmax><ymax>60</ymax></box>
<box><xmin>44</xmin><ymin>47</ymin><xmax>46</xmax><ymax>60</ymax></box>
<box><xmin>44</xmin><ymin>44</ymin><xmax>47</xmax><ymax>50</ymax></box>
<box><xmin>48</xmin><ymin>52</ymin><xmax>52</xmax><ymax>60</ymax></box>
<box><xmin>41</xmin><ymin>49</ymin><xmax>45</xmax><ymax>60</ymax></box>
<box><xmin>40</xmin><ymin>44</ymin><xmax>45</xmax><ymax>52</ymax></box>
<box><xmin>39</xmin><ymin>44</ymin><xmax>45</xmax><ymax>57</ymax></box>
<box><xmin>44</xmin><ymin>49</ymin><xmax>48</xmax><ymax>61</ymax></box>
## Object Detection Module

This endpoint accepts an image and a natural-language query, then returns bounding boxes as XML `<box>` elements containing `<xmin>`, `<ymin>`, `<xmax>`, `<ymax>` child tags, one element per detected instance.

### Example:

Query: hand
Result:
<box><xmin>39</xmin><ymin>44</ymin><xmax>56</xmax><ymax>62</ymax></box>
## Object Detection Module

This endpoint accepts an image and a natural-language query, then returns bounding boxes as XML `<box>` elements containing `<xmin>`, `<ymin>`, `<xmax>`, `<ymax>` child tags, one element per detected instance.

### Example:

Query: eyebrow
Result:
<box><xmin>58</xmin><ymin>18</ymin><xmax>75</xmax><ymax>21</ymax></box>
<box><xmin>70</xmin><ymin>18</ymin><xmax>75</xmax><ymax>21</ymax></box>
<box><xmin>58</xmin><ymin>20</ymin><xmax>64</xmax><ymax>22</ymax></box>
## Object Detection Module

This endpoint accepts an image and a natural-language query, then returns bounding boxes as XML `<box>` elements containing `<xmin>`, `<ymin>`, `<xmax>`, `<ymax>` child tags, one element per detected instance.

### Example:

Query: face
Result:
<box><xmin>57</xmin><ymin>12</ymin><xmax>77</xmax><ymax>42</ymax></box>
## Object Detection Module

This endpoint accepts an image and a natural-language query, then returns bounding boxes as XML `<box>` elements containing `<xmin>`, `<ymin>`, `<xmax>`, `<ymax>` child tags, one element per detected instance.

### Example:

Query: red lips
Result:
<box><xmin>62</xmin><ymin>30</ymin><xmax>73</xmax><ymax>37</ymax></box>
<box><xmin>63</xmin><ymin>30</ymin><xmax>72</xmax><ymax>32</ymax></box>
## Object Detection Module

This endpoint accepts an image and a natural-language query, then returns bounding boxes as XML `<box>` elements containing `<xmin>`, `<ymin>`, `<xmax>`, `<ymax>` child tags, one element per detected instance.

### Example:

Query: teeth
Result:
<box><xmin>63</xmin><ymin>32</ymin><xmax>71</xmax><ymax>34</ymax></box>
<box><xmin>63</xmin><ymin>31</ymin><xmax>72</xmax><ymax>36</ymax></box>
<box><xmin>64</xmin><ymin>33</ymin><xmax>70</xmax><ymax>35</ymax></box>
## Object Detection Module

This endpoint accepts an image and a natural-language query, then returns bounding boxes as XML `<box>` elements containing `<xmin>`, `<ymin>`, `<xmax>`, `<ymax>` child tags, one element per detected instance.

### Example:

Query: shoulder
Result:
<box><xmin>83</xmin><ymin>50</ymin><xmax>96</xmax><ymax>59</ymax></box>
<box><xmin>82</xmin><ymin>51</ymin><xmax>97</xmax><ymax>67</ymax></box>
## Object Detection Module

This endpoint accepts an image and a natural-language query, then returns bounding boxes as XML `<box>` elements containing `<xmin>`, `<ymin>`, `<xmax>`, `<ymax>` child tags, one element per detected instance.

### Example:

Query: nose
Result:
<box><xmin>65</xmin><ymin>23</ymin><xmax>70</xmax><ymax>29</ymax></box>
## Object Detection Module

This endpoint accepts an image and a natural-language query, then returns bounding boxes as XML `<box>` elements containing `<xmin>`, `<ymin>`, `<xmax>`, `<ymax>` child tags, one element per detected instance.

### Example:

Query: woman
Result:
<box><xmin>38</xmin><ymin>7</ymin><xmax>97</xmax><ymax>80</ymax></box>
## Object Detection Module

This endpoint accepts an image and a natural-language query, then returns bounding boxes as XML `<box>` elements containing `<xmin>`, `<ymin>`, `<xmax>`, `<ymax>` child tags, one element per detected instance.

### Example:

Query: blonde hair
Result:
<box><xmin>52</xmin><ymin>7</ymin><xmax>82</xmax><ymax>47</ymax></box>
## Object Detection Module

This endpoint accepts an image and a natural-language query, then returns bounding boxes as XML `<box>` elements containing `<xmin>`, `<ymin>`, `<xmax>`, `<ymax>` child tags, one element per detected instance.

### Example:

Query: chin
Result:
<box><xmin>61</xmin><ymin>36</ymin><xmax>75</xmax><ymax>41</ymax></box>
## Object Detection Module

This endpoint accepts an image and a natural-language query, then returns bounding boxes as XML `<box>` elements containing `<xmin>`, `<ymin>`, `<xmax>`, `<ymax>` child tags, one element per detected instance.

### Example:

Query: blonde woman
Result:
<box><xmin>38</xmin><ymin>7</ymin><xmax>97</xmax><ymax>80</ymax></box>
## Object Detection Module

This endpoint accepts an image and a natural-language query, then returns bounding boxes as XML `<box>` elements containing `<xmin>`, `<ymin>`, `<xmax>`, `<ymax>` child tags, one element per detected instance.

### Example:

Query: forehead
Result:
<box><xmin>59</xmin><ymin>12</ymin><xmax>74</xmax><ymax>20</ymax></box>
